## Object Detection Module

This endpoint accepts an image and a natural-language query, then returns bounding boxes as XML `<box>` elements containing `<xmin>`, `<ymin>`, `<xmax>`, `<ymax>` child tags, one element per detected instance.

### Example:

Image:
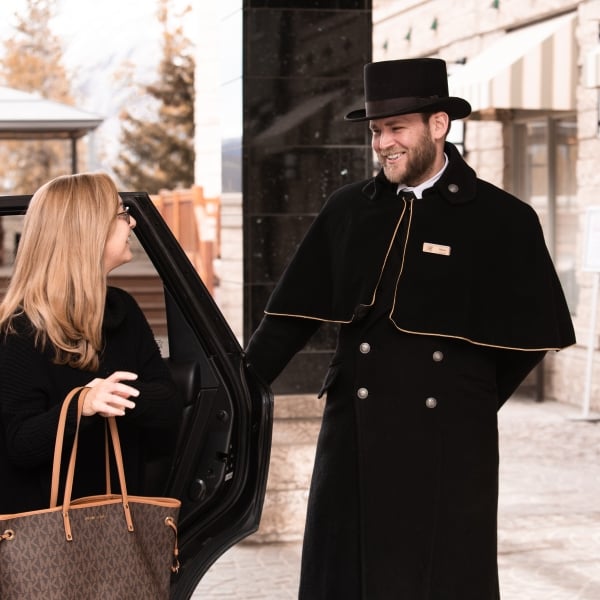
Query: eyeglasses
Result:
<box><xmin>116</xmin><ymin>206</ymin><xmax>131</xmax><ymax>224</ymax></box>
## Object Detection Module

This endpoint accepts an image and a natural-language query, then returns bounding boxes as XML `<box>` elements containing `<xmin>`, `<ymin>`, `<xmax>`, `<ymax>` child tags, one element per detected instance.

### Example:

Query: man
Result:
<box><xmin>245</xmin><ymin>58</ymin><xmax>575</xmax><ymax>600</ymax></box>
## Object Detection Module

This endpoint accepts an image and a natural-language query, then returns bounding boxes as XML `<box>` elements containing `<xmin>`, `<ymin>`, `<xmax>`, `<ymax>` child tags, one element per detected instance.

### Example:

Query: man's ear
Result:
<box><xmin>430</xmin><ymin>112</ymin><xmax>450</xmax><ymax>140</ymax></box>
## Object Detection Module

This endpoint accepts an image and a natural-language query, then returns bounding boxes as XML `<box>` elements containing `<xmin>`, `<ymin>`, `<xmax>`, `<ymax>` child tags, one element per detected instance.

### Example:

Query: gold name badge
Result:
<box><xmin>423</xmin><ymin>242</ymin><xmax>451</xmax><ymax>256</ymax></box>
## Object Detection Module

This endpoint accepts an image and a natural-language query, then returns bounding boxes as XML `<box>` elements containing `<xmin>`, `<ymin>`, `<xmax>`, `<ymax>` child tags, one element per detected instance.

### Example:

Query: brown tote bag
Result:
<box><xmin>0</xmin><ymin>386</ymin><xmax>181</xmax><ymax>600</ymax></box>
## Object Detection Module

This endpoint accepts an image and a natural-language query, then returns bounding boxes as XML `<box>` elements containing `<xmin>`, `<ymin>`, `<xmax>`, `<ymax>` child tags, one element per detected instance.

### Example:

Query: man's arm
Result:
<box><xmin>245</xmin><ymin>315</ymin><xmax>321</xmax><ymax>384</ymax></box>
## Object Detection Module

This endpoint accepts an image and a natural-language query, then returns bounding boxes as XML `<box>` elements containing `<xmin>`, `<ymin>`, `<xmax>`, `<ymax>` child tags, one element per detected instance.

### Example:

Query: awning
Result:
<box><xmin>0</xmin><ymin>86</ymin><xmax>103</xmax><ymax>140</ymax></box>
<box><xmin>448</xmin><ymin>12</ymin><xmax>577</xmax><ymax>119</ymax></box>
<box><xmin>0</xmin><ymin>86</ymin><xmax>104</xmax><ymax>172</ymax></box>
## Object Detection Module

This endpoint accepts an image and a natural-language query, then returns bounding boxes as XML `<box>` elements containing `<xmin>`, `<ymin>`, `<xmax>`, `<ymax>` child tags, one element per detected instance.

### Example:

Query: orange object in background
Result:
<box><xmin>152</xmin><ymin>186</ymin><xmax>220</xmax><ymax>295</ymax></box>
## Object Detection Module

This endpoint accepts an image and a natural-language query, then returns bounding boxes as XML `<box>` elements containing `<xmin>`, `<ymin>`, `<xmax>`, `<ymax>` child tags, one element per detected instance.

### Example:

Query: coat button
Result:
<box><xmin>448</xmin><ymin>183</ymin><xmax>459</xmax><ymax>193</ymax></box>
<box><xmin>357</xmin><ymin>387</ymin><xmax>369</xmax><ymax>399</ymax></box>
<box><xmin>432</xmin><ymin>350</ymin><xmax>444</xmax><ymax>362</ymax></box>
<box><xmin>425</xmin><ymin>397</ymin><xmax>437</xmax><ymax>409</ymax></box>
<box><xmin>359</xmin><ymin>342</ymin><xmax>371</xmax><ymax>354</ymax></box>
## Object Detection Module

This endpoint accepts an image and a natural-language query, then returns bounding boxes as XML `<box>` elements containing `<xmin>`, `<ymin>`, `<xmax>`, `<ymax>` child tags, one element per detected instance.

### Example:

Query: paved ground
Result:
<box><xmin>192</xmin><ymin>396</ymin><xmax>600</xmax><ymax>599</ymax></box>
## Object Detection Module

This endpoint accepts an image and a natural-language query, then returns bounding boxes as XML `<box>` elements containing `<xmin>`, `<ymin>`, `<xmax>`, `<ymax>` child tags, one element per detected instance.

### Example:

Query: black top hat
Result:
<box><xmin>345</xmin><ymin>58</ymin><xmax>471</xmax><ymax>122</ymax></box>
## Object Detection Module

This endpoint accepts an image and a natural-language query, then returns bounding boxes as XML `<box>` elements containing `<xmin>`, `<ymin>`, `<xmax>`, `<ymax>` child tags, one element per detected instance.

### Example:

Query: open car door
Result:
<box><xmin>0</xmin><ymin>192</ymin><xmax>273</xmax><ymax>600</ymax></box>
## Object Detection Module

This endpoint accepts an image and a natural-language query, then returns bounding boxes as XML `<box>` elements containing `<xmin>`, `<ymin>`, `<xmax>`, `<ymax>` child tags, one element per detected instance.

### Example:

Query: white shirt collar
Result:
<box><xmin>397</xmin><ymin>153</ymin><xmax>449</xmax><ymax>199</ymax></box>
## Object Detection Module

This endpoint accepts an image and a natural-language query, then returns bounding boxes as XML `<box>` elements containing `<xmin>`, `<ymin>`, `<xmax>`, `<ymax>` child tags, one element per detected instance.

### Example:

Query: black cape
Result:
<box><xmin>265</xmin><ymin>143</ymin><xmax>575</xmax><ymax>352</ymax></box>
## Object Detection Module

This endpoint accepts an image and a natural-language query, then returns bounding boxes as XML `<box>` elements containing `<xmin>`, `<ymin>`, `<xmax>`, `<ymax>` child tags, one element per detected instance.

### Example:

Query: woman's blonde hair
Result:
<box><xmin>0</xmin><ymin>172</ymin><xmax>121</xmax><ymax>370</ymax></box>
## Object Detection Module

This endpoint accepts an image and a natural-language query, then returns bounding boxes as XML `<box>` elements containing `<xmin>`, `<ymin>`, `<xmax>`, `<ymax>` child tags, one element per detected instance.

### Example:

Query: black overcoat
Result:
<box><xmin>245</xmin><ymin>143</ymin><xmax>575</xmax><ymax>599</ymax></box>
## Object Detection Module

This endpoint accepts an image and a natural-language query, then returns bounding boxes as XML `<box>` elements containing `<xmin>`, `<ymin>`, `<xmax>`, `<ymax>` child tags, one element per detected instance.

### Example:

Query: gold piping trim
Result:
<box><xmin>262</xmin><ymin>310</ymin><xmax>564</xmax><ymax>351</ymax></box>
<box><xmin>389</xmin><ymin>196</ymin><xmax>413</xmax><ymax>320</ymax></box>
<box><xmin>390</xmin><ymin>324</ymin><xmax>563</xmax><ymax>352</ymax></box>
<box><xmin>263</xmin><ymin>311</ymin><xmax>352</xmax><ymax>324</ymax></box>
<box><xmin>358</xmin><ymin>199</ymin><xmax>407</xmax><ymax>312</ymax></box>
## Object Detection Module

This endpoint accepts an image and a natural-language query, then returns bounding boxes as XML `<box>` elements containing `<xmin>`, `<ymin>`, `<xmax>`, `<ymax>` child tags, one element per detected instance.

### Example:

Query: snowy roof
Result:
<box><xmin>0</xmin><ymin>86</ymin><xmax>103</xmax><ymax>139</ymax></box>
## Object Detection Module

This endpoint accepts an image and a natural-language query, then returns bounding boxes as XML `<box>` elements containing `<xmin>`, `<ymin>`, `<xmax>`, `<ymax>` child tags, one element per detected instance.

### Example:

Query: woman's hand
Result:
<box><xmin>82</xmin><ymin>371</ymin><xmax>140</xmax><ymax>417</ymax></box>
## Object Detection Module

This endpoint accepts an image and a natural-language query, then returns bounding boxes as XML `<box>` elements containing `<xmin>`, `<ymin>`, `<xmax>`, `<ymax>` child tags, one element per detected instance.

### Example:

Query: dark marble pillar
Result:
<box><xmin>243</xmin><ymin>0</ymin><xmax>372</xmax><ymax>394</ymax></box>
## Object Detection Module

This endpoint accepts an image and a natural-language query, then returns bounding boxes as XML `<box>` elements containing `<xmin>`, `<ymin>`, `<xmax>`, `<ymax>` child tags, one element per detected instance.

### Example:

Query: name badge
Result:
<box><xmin>423</xmin><ymin>242</ymin><xmax>451</xmax><ymax>256</ymax></box>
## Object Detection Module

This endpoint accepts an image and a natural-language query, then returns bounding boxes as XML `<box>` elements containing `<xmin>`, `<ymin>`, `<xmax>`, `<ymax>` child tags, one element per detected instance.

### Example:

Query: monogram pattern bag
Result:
<box><xmin>0</xmin><ymin>387</ymin><xmax>181</xmax><ymax>600</ymax></box>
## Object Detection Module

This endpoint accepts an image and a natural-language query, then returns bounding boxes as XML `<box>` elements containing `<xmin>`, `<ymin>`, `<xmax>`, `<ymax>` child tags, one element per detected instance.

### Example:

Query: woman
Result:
<box><xmin>0</xmin><ymin>172</ymin><xmax>179</xmax><ymax>513</ymax></box>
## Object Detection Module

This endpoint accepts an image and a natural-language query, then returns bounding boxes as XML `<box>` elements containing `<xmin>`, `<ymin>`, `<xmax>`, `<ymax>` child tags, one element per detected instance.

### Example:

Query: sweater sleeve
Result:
<box><xmin>111</xmin><ymin>290</ymin><xmax>181</xmax><ymax>431</ymax></box>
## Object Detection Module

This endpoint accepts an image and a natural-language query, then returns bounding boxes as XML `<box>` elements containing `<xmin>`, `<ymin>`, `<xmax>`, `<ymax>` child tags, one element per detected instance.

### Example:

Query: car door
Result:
<box><xmin>0</xmin><ymin>192</ymin><xmax>273</xmax><ymax>600</ymax></box>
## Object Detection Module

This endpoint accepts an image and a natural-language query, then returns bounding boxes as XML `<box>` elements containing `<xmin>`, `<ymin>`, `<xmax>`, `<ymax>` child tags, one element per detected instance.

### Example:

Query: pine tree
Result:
<box><xmin>0</xmin><ymin>0</ymin><xmax>74</xmax><ymax>193</ymax></box>
<box><xmin>114</xmin><ymin>0</ymin><xmax>195</xmax><ymax>193</ymax></box>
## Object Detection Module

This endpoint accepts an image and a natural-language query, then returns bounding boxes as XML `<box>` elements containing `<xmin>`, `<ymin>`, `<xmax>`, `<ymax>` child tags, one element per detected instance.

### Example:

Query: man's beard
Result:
<box><xmin>380</xmin><ymin>129</ymin><xmax>437</xmax><ymax>186</ymax></box>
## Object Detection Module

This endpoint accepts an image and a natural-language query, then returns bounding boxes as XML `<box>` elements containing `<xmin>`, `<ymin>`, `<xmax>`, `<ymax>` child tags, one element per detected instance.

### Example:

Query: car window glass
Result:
<box><xmin>108</xmin><ymin>234</ymin><xmax>170</xmax><ymax>357</ymax></box>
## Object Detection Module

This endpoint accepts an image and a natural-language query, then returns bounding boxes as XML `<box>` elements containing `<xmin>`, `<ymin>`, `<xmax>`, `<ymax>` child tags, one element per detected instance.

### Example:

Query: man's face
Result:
<box><xmin>370</xmin><ymin>113</ymin><xmax>444</xmax><ymax>186</ymax></box>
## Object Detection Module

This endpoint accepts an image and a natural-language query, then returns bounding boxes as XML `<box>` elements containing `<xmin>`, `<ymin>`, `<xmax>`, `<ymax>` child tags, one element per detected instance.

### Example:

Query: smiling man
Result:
<box><xmin>245</xmin><ymin>58</ymin><xmax>575</xmax><ymax>600</ymax></box>
<box><xmin>370</xmin><ymin>112</ymin><xmax>443</xmax><ymax>185</ymax></box>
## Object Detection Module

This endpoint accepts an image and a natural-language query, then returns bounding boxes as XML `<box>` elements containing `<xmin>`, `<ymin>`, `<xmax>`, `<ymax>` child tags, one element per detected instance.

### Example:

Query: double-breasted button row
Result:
<box><xmin>356</xmin><ymin>389</ymin><xmax>438</xmax><ymax>407</ymax></box>
<box><xmin>429</xmin><ymin>351</ymin><xmax>443</xmax><ymax>407</ymax></box>
<box><xmin>356</xmin><ymin>390</ymin><xmax>438</xmax><ymax>408</ymax></box>
<box><xmin>357</xmin><ymin>342</ymin><xmax>371</xmax><ymax>399</ymax></box>
<box><xmin>356</xmin><ymin>344</ymin><xmax>442</xmax><ymax>406</ymax></box>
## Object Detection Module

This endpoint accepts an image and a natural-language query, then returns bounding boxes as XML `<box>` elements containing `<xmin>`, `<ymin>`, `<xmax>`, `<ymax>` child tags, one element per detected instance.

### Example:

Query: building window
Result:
<box><xmin>512</xmin><ymin>116</ymin><xmax>578</xmax><ymax>314</ymax></box>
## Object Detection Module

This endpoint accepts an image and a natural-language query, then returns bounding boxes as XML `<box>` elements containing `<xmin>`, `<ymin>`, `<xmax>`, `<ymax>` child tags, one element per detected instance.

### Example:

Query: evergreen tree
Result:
<box><xmin>0</xmin><ymin>0</ymin><xmax>74</xmax><ymax>193</ymax></box>
<box><xmin>114</xmin><ymin>0</ymin><xmax>195</xmax><ymax>193</ymax></box>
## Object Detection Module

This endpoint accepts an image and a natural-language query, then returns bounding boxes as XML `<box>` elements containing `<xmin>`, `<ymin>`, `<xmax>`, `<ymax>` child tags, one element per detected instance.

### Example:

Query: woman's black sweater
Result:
<box><xmin>0</xmin><ymin>286</ymin><xmax>179</xmax><ymax>513</ymax></box>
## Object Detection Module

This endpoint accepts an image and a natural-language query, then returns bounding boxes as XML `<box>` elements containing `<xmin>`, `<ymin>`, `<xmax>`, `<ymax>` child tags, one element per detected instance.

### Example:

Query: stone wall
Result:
<box><xmin>562</xmin><ymin>0</ymin><xmax>600</xmax><ymax>413</ymax></box>
<box><xmin>250</xmin><ymin>395</ymin><xmax>323</xmax><ymax>543</ymax></box>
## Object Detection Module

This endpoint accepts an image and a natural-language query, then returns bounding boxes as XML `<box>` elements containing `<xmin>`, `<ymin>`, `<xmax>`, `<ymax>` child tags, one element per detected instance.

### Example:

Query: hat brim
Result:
<box><xmin>345</xmin><ymin>97</ymin><xmax>472</xmax><ymax>122</ymax></box>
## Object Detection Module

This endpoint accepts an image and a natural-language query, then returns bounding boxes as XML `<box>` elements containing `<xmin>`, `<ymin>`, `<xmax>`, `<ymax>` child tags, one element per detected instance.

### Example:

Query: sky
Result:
<box><xmin>0</xmin><ymin>0</ymin><xmax>192</xmax><ymax>170</ymax></box>
<box><xmin>0</xmin><ymin>0</ymin><xmax>163</xmax><ymax>76</ymax></box>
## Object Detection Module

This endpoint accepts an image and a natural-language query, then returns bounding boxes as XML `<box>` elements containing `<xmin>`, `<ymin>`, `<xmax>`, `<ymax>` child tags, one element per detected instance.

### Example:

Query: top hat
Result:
<box><xmin>345</xmin><ymin>58</ymin><xmax>471</xmax><ymax>122</ymax></box>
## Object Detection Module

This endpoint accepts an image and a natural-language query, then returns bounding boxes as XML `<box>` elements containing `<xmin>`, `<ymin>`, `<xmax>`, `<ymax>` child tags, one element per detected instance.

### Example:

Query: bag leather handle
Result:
<box><xmin>50</xmin><ymin>386</ymin><xmax>85</xmax><ymax>507</ymax></box>
<box><xmin>49</xmin><ymin>387</ymin><xmax>134</xmax><ymax>540</ymax></box>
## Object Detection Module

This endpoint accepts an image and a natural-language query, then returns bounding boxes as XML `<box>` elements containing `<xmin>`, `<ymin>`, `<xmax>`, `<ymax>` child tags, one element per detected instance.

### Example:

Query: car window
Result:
<box><xmin>110</xmin><ymin>235</ymin><xmax>171</xmax><ymax>355</ymax></box>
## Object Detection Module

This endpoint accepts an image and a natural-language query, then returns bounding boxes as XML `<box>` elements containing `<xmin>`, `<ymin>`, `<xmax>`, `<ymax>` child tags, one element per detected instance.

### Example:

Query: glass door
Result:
<box><xmin>512</xmin><ymin>116</ymin><xmax>578</xmax><ymax>313</ymax></box>
<box><xmin>511</xmin><ymin>115</ymin><xmax>577</xmax><ymax>401</ymax></box>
